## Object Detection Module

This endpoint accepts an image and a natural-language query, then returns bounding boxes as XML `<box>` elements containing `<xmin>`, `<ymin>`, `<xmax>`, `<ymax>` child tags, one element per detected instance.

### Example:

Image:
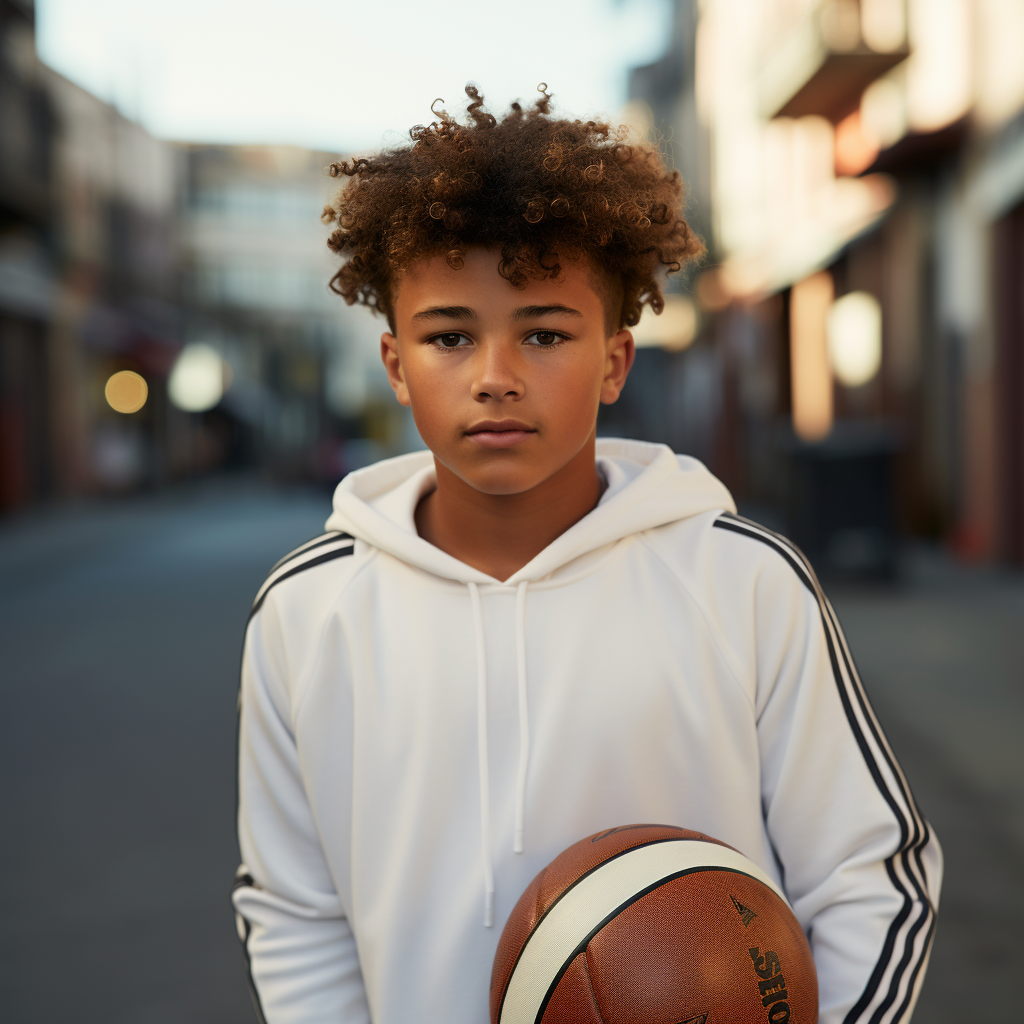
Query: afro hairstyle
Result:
<box><xmin>322</xmin><ymin>84</ymin><xmax>704</xmax><ymax>333</ymax></box>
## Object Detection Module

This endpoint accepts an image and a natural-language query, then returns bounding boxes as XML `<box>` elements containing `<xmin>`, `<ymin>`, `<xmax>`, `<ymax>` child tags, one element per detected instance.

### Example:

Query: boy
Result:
<box><xmin>232</xmin><ymin>87</ymin><xmax>940</xmax><ymax>1024</ymax></box>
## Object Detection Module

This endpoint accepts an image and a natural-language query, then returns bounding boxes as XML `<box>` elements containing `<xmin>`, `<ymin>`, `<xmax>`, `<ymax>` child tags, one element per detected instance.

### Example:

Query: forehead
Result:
<box><xmin>392</xmin><ymin>247</ymin><xmax>607</xmax><ymax>322</ymax></box>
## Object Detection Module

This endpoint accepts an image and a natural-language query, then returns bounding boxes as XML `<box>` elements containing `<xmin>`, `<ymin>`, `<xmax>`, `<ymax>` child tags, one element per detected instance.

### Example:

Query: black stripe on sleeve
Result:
<box><xmin>249</xmin><ymin>540</ymin><xmax>355</xmax><ymax>620</ymax></box>
<box><xmin>269</xmin><ymin>531</ymin><xmax>352</xmax><ymax>574</ymax></box>
<box><xmin>817</xmin><ymin>581</ymin><xmax>934</xmax><ymax>1024</ymax></box>
<box><xmin>232</xmin><ymin>870</ymin><xmax>255</xmax><ymax>893</ymax></box>
<box><xmin>712</xmin><ymin>512</ymin><xmax>936</xmax><ymax>1024</ymax></box>
<box><xmin>715</xmin><ymin>518</ymin><xmax>816</xmax><ymax>591</ymax></box>
<box><xmin>235</xmin><ymin>534</ymin><xmax>354</xmax><ymax>1018</ymax></box>
<box><xmin>234</xmin><ymin>903</ymin><xmax>269</xmax><ymax>1024</ymax></box>
<box><xmin>888</xmin><ymin>913</ymin><xmax>936</xmax><ymax>1023</ymax></box>
<box><xmin>819</xmin><ymin>592</ymin><xmax>934</xmax><ymax>1023</ymax></box>
<box><xmin>719</xmin><ymin>515</ymin><xmax>936</xmax><ymax>1024</ymax></box>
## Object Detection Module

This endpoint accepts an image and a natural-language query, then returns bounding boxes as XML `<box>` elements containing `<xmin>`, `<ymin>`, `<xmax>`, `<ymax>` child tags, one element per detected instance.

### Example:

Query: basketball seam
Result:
<box><xmin>495</xmin><ymin>836</ymin><xmax>707</xmax><ymax>1024</ymax></box>
<box><xmin>713</xmin><ymin>513</ymin><xmax>936</xmax><ymax>1024</ymax></box>
<box><xmin>520</xmin><ymin>865</ymin><xmax>780</xmax><ymax>1024</ymax></box>
<box><xmin>581</xmin><ymin>950</ymin><xmax>608</xmax><ymax>1024</ymax></box>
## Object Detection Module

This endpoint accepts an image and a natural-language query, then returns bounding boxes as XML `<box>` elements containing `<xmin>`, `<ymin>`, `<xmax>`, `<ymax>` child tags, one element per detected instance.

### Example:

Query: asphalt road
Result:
<box><xmin>0</xmin><ymin>481</ymin><xmax>327</xmax><ymax>1024</ymax></box>
<box><xmin>1</xmin><ymin>483</ymin><xmax>1020</xmax><ymax>1022</ymax></box>
<box><xmin>829</xmin><ymin>557</ymin><xmax>1024</xmax><ymax>1022</ymax></box>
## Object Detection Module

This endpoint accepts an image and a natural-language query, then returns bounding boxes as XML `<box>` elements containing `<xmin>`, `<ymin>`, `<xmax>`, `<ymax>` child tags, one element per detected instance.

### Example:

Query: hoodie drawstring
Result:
<box><xmin>468</xmin><ymin>579</ymin><xmax>531</xmax><ymax>927</ymax></box>
<box><xmin>514</xmin><ymin>580</ymin><xmax>530</xmax><ymax>854</ymax></box>
<box><xmin>468</xmin><ymin>582</ymin><xmax>494</xmax><ymax>928</ymax></box>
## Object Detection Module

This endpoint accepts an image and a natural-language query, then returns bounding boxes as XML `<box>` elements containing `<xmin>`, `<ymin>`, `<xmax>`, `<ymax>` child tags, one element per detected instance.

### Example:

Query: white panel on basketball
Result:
<box><xmin>498</xmin><ymin>840</ymin><xmax>788</xmax><ymax>1024</ymax></box>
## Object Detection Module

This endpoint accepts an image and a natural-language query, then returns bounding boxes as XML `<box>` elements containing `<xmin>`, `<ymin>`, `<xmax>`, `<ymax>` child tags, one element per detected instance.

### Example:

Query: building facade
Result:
<box><xmin>0</xmin><ymin>3</ymin><xmax>402</xmax><ymax>513</ymax></box>
<box><xmin>628</xmin><ymin>0</ymin><xmax>1024</xmax><ymax>569</ymax></box>
<box><xmin>0</xmin><ymin>0</ymin><xmax>56</xmax><ymax>509</ymax></box>
<box><xmin>177</xmin><ymin>142</ymin><xmax>412</xmax><ymax>482</ymax></box>
<box><xmin>0</xmin><ymin>0</ymin><xmax>182</xmax><ymax>509</ymax></box>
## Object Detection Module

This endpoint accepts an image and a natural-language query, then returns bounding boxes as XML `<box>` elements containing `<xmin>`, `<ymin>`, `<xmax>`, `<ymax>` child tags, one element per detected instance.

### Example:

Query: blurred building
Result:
<box><xmin>0</xmin><ymin>0</ymin><xmax>181</xmax><ymax>509</ymax></box>
<box><xmin>0</xmin><ymin>0</ymin><xmax>55</xmax><ymax>510</ymax></box>
<box><xmin>628</xmin><ymin>0</ymin><xmax>1024</xmax><ymax>570</ymax></box>
<box><xmin>177</xmin><ymin>143</ymin><xmax>405</xmax><ymax>483</ymax></box>
<box><xmin>0</xmin><ymin>3</ymin><xmax>408</xmax><ymax>514</ymax></box>
<box><xmin>43</xmin><ymin>64</ymin><xmax>181</xmax><ymax>496</ymax></box>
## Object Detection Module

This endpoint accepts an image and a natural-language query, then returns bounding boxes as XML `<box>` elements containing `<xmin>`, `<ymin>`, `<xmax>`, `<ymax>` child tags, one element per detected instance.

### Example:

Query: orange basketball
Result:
<box><xmin>491</xmin><ymin>825</ymin><xmax>818</xmax><ymax>1024</ymax></box>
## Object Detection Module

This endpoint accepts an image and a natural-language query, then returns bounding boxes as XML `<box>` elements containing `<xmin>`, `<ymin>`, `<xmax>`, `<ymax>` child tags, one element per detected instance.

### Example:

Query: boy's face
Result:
<box><xmin>381</xmin><ymin>247</ymin><xmax>634</xmax><ymax>496</ymax></box>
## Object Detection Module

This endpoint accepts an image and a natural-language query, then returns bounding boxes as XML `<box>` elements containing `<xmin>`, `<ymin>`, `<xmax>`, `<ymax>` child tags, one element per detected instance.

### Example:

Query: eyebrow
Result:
<box><xmin>410</xmin><ymin>305</ymin><xmax>476</xmax><ymax>322</ymax></box>
<box><xmin>512</xmin><ymin>304</ymin><xmax>584</xmax><ymax>321</ymax></box>
<box><xmin>409</xmin><ymin>303</ymin><xmax>585</xmax><ymax>323</ymax></box>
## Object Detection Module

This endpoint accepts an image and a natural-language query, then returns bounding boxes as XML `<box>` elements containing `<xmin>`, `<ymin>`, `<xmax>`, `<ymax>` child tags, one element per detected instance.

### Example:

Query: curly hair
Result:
<box><xmin>322</xmin><ymin>84</ymin><xmax>704</xmax><ymax>332</ymax></box>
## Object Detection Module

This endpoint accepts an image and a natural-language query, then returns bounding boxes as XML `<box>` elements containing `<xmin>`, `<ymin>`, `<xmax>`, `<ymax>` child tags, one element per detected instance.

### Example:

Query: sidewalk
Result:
<box><xmin>830</xmin><ymin>549</ymin><xmax>1024</xmax><ymax>1021</ymax></box>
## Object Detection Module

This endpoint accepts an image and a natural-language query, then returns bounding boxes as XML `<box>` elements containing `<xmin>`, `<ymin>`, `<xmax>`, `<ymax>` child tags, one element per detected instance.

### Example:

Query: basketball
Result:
<box><xmin>491</xmin><ymin>824</ymin><xmax>818</xmax><ymax>1024</ymax></box>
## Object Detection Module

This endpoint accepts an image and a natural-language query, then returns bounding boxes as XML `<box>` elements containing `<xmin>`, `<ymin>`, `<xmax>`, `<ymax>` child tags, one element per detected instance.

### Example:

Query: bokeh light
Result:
<box><xmin>631</xmin><ymin>295</ymin><xmax>699</xmax><ymax>352</ymax></box>
<box><xmin>791</xmin><ymin>272</ymin><xmax>835</xmax><ymax>441</ymax></box>
<box><xmin>168</xmin><ymin>344</ymin><xmax>228</xmax><ymax>412</ymax></box>
<box><xmin>104</xmin><ymin>370</ymin><xmax>148</xmax><ymax>414</ymax></box>
<box><xmin>828</xmin><ymin>291</ymin><xmax>883</xmax><ymax>387</ymax></box>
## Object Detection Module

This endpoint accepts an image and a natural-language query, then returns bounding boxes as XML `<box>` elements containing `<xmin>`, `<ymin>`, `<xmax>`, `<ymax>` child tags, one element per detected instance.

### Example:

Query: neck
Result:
<box><xmin>415</xmin><ymin>435</ymin><xmax>603</xmax><ymax>582</ymax></box>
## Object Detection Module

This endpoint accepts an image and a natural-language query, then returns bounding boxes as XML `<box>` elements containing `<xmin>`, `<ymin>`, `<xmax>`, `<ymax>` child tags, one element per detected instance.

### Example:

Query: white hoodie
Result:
<box><xmin>233</xmin><ymin>439</ymin><xmax>940</xmax><ymax>1024</ymax></box>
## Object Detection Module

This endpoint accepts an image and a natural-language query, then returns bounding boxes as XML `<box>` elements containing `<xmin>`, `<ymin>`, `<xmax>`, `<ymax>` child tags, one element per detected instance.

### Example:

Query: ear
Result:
<box><xmin>380</xmin><ymin>332</ymin><xmax>411</xmax><ymax>407</ymax></box>
<box><xmin>600</xmin><ymin>329</ymin><xmax>635</xmax><ymax>405</ymax></box>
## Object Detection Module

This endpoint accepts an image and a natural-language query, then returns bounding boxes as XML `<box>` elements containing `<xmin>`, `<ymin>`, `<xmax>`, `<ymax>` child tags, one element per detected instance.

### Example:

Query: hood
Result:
<box><xmin>325</xmin><ymin>438</ymin><xmax>736</xmax><ymax>585</ymax></box>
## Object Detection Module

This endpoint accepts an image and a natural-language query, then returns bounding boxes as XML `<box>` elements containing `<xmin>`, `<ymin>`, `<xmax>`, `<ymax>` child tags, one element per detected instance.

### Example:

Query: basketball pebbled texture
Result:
<box><xmin>490</xmin><ymin>824</ymin><xmax>818</xmax><ymax>1024</ymax></box>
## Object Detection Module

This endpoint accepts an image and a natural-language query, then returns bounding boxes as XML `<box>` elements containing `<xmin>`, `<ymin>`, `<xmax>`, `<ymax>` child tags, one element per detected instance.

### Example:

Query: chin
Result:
<box><xmin>459</xmin><ymin>462</ymin><xmax>547</xmax><ymax>496</ymax></box>
<box><xmin>465</xmin><ymin>473</ymin><xmax>541</xmax><ymax>496</ymax></box>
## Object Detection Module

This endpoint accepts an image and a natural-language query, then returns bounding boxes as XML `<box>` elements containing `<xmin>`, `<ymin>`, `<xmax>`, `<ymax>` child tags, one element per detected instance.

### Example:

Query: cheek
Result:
<box><xmin>539</xmin><ymin>352</ymin><xmax>606</xmax><ymax>413</ymax></box>
<box><xmin>402</xmin><ymin>357</ymin><xmax>467</xmax><ymax>437</ymax></box>
<box><xmin>403</xmin><ymin>351</ymin><xmax>459</xmax><ymax>398</ymax></box>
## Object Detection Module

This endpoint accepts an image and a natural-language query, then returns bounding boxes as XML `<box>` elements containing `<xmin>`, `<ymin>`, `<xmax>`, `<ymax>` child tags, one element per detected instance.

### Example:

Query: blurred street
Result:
<box><xmin>1</xmin><ymin>485</ymin><xmax>1022</xmax><ymax>1023</ymax></box>
<box><xmin>0</xmin><ymin>481</ymin><xmax>326</xmax><ymax>1024</ymax></box>
<box><xmin>831</xmin><ymin>562</ymin><xmax>1024</xmax><ymax>1021</ymax></box>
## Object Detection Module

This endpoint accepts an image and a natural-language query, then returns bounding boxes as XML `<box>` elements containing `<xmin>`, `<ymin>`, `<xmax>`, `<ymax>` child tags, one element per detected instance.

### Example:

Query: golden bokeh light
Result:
<box><xmin>631</xmin><ymin>295</ymin><xmax>700</xmax><ymax>352</ymax></box>
<box><xmin>105</xmin><ymin>370</ymin><xmax>148</xmax><ymax>414</ymax></box>
<box><xmin>790</xmin><ymin>272</ymin><xmax>834</xmax><ymax>442</ymax></box>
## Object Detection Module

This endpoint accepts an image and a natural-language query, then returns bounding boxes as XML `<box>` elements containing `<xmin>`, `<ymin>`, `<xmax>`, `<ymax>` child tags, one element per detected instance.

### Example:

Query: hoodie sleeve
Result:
<box><xmin>715</xmin><ymin>516</ymin><xmax>941</xmax><ymax>1024</ymax></box>
<box><xmin>232</xmin><ymin>596</ymin><xmax>370</xmax><ymax>1024</ymax></box>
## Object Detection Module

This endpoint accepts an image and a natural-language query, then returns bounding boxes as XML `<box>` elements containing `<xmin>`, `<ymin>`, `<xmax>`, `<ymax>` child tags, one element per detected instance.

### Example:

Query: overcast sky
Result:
<box><xmin>36</xmin><ymin>0</ymin><xmax>671</xmax><ymax>153</ymax></box>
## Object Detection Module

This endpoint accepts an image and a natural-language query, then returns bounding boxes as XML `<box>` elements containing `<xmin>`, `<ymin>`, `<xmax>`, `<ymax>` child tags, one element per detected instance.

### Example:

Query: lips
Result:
<box><xmin>465</xmin><ymin>420</ymin><xmax>537</xmax><ymax>449</ymax></box>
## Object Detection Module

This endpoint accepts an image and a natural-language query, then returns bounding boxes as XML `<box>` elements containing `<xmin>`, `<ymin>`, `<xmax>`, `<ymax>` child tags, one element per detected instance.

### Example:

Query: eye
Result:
<box><xmin>431</xmin><ymin>332</ymin><xmax>472</xmax><ymax>350</ymax></box>
<box><xmin>525</xmin><ymin>331</ymin><xmax>565</xmax><ymax>347</ymax></box>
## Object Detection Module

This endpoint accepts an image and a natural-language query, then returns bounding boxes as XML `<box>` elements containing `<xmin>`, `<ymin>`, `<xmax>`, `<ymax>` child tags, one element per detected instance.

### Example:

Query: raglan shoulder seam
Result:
<box><xmin>288</xmin><ymin>545</ymin><xmax>382</xmax><ymax>723</ymax></box>
<box><xmin>634</xmin><ymin>517</ymin><xmax>757</xmax><ymax>717</ymax></box>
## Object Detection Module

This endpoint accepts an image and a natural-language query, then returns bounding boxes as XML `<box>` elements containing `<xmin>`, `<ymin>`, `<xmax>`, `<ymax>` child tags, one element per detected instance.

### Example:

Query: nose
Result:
<box><xmin>471</xmin><ymin>341</ymin><xmax>524</xmax><ymax>402</ymax></box>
